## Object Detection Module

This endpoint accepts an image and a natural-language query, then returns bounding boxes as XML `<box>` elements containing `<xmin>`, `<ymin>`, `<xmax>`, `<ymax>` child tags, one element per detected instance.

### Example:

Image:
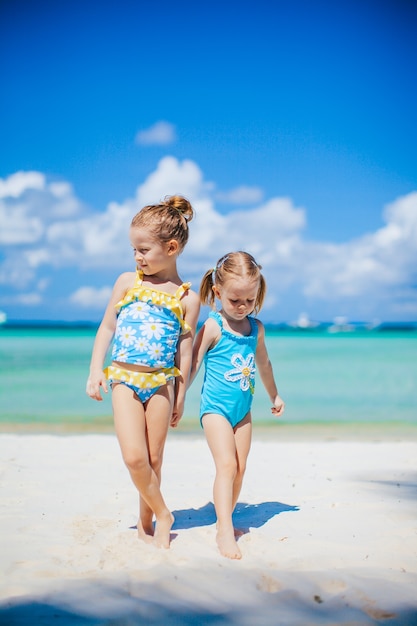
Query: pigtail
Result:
<box><xmin>199</xmin><ymin>268</ymin><xmax>216</xmax><ymax>307</ymax></box>
<box><xmin>254</xmin><ymin>274</ymin><xmax>267</xmax><ymax>314</ymax></box>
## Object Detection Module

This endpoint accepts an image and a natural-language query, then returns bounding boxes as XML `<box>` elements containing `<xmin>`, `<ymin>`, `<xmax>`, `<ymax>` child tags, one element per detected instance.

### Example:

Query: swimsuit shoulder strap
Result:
<box><xmin>248</xmin><ymin>315</ymin><xmax>259</xmax><ymax>338</ymax></box>
<box><xmin>134</xmin><ymin>269</ymin><xmax>143</xmax><ymax>287</ymax></box>
<box><xmin>175</xmin><ymin>281</ymin><xmax>191</xmax><ymax>300</ymax></box>
<box><xmin>209</xmin><ymin>310</ymin><xmax>223</xmax><ymax>329</ymax></box>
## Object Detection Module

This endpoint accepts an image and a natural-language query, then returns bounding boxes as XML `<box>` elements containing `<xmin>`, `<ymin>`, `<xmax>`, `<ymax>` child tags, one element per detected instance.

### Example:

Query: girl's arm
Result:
<box><xmin>171</xmin><ymin>289</ymin><xmax>201</xmax><ymax>427</ymax></box>
<box><xmin>255</xmin><ymin>321</ymin><xmax>285</xmax><ymax>416</ymax></box>
<box><xmin>189</xmin><ymin>316</ymin><xmax>220</xmax><ymax>386</ymax></box>
<box><xmin>86</xmin><ymin>272</ymin><xmax>133</xmax><ymax>401</ymax></box>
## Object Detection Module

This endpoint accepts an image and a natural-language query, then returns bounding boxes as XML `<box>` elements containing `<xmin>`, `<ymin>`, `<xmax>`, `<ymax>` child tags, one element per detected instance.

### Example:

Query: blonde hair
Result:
<box><xmin>131</xmin><ymin>195</ymin><xmax>194</xmax><ymax>252</ymax></box>
<box><xmin>200</xmin><ymin>251</ymin><xmax>266</xmax><ymax>314</ymax></box>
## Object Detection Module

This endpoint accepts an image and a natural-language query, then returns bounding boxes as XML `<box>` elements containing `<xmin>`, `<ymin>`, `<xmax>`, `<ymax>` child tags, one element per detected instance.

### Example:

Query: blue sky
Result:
<box><xmin>1</xmin><ymin>0</ymin><xmax>416</xmax><ymax>323</ymax></box>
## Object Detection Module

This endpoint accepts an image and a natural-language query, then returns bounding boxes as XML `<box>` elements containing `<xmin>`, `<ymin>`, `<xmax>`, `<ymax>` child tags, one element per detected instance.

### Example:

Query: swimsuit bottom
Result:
<box><xmin>104</xmin><ymin>365</ymin><xmax>181</xmax><ymax>404</ymax></box>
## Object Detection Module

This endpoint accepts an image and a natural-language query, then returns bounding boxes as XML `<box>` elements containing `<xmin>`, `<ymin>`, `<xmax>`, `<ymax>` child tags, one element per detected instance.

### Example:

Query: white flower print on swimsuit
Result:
<box><xmin>111</xmin><ymin>270</ymin><xmax>191</xmax><ymax>368</ymax></box>
<box><xmin>117</xmin><ymin>325</ymin><xmax>137</xmax><ymax>347</ymax></box>
<box><xmin>147</xmin><ymin>342</ymin><xmax>165</xmax><ymax>365</ymax></box>
<box><xmin>140</xmin><ymin>316</ymin><xmax>165</xmax><ymax>340</ymax></box>
<box><xmin>134</xmin><ymin>336</ymin><xmax>149</xmax><ymax>352</ymax></box>
<box><xmin>225</xmin><ymin>353</ymin><xmax>256</xmax><ymax>394</ymax></box>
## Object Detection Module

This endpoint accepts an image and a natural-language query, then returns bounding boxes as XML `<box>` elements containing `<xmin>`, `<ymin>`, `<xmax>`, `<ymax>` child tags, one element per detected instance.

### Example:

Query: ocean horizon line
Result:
<box><xmin>1</xmin><ymin>319</ymin><xmax>417</xmax><ymax>333</ymax></box>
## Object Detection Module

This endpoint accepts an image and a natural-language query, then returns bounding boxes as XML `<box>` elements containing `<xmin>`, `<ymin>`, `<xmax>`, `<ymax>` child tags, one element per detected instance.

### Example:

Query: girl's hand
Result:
<box><xmin>271</xmin><ymin>394</ymin><xmax>285</xmax><ymax>416</ymax></box>
<box><xmin>170</xmin><ymin>400</ymin><xmax>184</xmax><ymax>428</ymax></box>
<box><xmin>86</xmin><ymin>373</ymin><xmax>108</xmax><ymax>401</ymax></box>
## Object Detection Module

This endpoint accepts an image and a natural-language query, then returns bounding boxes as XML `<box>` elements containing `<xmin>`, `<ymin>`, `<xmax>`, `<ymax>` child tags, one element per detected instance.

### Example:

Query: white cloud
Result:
<box><xmin>70</xmin><ymin>286</ymin><xmax>112</xmax><ymax>309</ymax></box>
<box><xmin>0</xmin><ymin>172</ymin><xmax>86</xmax><ymax>246</ymax></box>
<box><xmin>0</xmin><ymin>171</ymin><xmax>45</xmax><ymax>198</ymax></box>
<box><xmin>25</xmin><ymin>248</ymin><xmax>52</xmax><ymax>268</ymax></box>
<box><xmin>15</xmin><ymin>278</ymin><xmax>49</xmax><ymax>307</ymax></box>
<box><xmin>134</xmin><ymin>155</ymin><xmax>214</xmax><ymax>207</ymax></box>
<box><xmin>225</xmin><ymin>197</ymin><xmax>305</xmax><ymax>243</ymax></box>
<box><xmin>216</xmin><ymin>186</ymin><xmax>264</xmax><ymax>204</ymax></box>
<box><xmin>183</xmin><ymin>196</ymin><xmax>306</xmax><ymax>283</ymax></box>
<box><xmin>17</xmin><ymin>292</ymin><xmax>43</xmax><ymax>306</ymax></box>
<box><xmin>135</xmin><ymin>121</ymin><xmax>177</xmax><ymax>146</ymax></box>
<box><xmin>301</xmin><ymin>192</ymin><xmax>417</xmax><ymax>303</ymax></box>
<box><xmin>0</xmin><ymin>163</ymin><xmax>416</xmax><ymax>321</ymax></box>
<box><xmin>0</xmin><ymin>203</ymin><xmax>45</xmax><ymax>244</ymax></box>
<box><xmin>48</xmin><ymin>182</ymin><xmax>72</xmax><ymax>198</ymax></box>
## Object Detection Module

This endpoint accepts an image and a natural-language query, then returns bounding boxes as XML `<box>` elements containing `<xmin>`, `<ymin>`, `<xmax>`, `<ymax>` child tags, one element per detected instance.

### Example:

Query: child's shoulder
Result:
<box><xmin>207</xmin><ymin>310</ymin><xmax>222</xmax><ymax>325</ymax></box>
<box><xmin>252</xmin><ymin>317</ymin><xmax>265</xmax><ymax>336</ymax></box>
<box><xmin>112</xmin><ymin>271</ymin><xmax>136</xmax><ymax>296</ymax></box>
<box><xmin>202</xmin><ymin>312</ymin><xmax>222</xmax><ymax>333</ymax></box>
<box><xmin>181</xmin><ymin>287</ymin><xmax>200</xmax><ymax>324</ymax></box>
<box><xmin>182</xmin><ymin>285</ymin><xmax>200</xmax><ymax>303</ymax></box>
<box><xmin>199</xmin><ymin>314</ymin><xmax>222</xmax><ymax>347</ymax></box>
<box><xmin>115</xmin><ymin>270</ymin><xmax>136</xmax><ymax>287</ymax></box>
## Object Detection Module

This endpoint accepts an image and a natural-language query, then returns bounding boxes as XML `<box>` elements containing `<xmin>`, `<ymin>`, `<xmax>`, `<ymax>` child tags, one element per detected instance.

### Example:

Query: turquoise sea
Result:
<box><xmin>1</xmin><ymin>324</ymin><xmax>416</xmax><ymax>435</ymax></box>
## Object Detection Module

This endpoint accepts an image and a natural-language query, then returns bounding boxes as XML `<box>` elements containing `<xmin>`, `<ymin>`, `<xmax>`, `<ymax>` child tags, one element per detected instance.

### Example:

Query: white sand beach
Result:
<box><xmin>1</xmin><ymin>431</ymin><xmax>417</xmax><ymax>625</ymax></box>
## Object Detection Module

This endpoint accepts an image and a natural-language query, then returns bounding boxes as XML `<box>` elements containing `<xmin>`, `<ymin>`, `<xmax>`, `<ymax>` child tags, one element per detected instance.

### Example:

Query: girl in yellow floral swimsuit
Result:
<box><xmin>86</xmin><ymin>196</ymin><xmax>200</xmax><ymax>549</ymax></box>
<box><xmin>190</xmin><ymin>251</ymin><xmax>285</xmax><ymax>560</ymax></box>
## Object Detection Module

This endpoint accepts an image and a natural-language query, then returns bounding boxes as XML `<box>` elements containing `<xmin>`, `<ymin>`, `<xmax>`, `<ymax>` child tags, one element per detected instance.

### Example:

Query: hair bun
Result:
<box><xmin>164</xmin><ymin>195</ymin><xmax>194</xmax><ymax>223</ymax></box>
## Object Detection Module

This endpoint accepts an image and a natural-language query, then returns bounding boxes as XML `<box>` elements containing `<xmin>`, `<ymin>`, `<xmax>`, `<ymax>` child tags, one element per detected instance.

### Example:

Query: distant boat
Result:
<box><xmin>328</xmin><ymin>316</ymin><xmax>355</xmax><ymax>333</ymax></box>
<box><xmin>365</xmin><ymin>318</ymin><xmax>381</xmax><ymax>330</ymax></box>
<box><xmin>288</xmin><ymin>312</ymin><xmax>320</xmax><ymax>329</ymax></box>
<box><xmin>0</xmin><ymin>311</ymin><xmax>7</xmax><ymax>325</ymax></box>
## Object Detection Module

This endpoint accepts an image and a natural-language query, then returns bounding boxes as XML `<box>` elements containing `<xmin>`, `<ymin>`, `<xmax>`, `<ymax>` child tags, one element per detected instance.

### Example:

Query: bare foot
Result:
<box><xmin>137</xmin><ymin>518</ymin><xmax>154</xmax><ymax>544</ymax></box>
<box><xmin>153</xmin><ymin>511</ymin><xmax>174</xmax><ymax>549</ymax></box>
<box><xmin>216</xmin><ymin>529</ymin><xmax>242</xmax><ymax>559</ymax></box>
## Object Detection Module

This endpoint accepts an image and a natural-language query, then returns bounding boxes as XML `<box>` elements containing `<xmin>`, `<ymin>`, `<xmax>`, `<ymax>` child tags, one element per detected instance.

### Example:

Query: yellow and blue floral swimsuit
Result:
<box><xmin>200</xmin><ymin>310</ymin><xmax>258</xmax><ymax>428</ymax></box>
<box><xmin>105</xmin><ymin>270</ymin><xmax>191</xmax><ymax>402</ymax></box>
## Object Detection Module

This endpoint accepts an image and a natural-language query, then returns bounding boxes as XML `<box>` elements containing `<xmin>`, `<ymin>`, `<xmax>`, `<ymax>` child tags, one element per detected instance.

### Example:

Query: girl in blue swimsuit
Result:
<box><xmin>86</xmin><ymin>196</ymin><xmax>200</xmax><ymax>549</ymax></box>
<box><xmin>191</xmin><ymin>251</ymin><xmax>285</xmax><ymax>559</ymax></box>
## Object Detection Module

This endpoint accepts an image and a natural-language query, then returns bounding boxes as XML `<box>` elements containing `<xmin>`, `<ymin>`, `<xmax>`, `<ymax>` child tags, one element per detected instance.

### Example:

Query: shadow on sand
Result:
<box><xmin>0</xmin><ymin>588</ymin><xmax>240</xmax><ymax>625</ymax></box>
<box><xmin>171</xmin><ymin>500</ymin><xmax>299</xmax><ymax>532</ymax></box>
<box><xmin>1</xmin><ymin>575</ymin><xmax>416</xmax><ymax>626</ymax></box>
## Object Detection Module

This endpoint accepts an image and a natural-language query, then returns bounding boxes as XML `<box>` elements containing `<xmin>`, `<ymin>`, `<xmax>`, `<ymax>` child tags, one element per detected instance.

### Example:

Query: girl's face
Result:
<box><xmin>213</xmin><ymin>276</ymin><xmax>260</xmax><ymax>320</ymax></box>
<box><xmin>130</xmin><ymin>227</ymin><xmax>177</xmax><ymax>275</ymax></box>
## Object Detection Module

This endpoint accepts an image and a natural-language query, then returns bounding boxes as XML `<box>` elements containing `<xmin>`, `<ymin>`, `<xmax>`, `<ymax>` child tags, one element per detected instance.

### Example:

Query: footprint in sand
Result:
<box><xmin>256</xmin><ymin>574</ymin><xmax>283</xmax><ymax>593</ymax></box>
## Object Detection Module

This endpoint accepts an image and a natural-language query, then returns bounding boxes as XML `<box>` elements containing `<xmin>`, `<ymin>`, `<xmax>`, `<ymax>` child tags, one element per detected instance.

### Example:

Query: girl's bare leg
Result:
<box><xmin>142</xmin><ymin>386</ymin><xmax>175</xmax><ymax>548</ymax></box>
<box><xmin>231</xmin><ymin>413</ymin><xmax>252</xmax><ymax>536</ymax></box>
<box><xmin>137</xmin><ymin>496</ymin><xmax>154</xmax><ymax>540</ymax></box>
<box><xmin>112</xmin><ymin>383</ymin><xmax>174</xmax><ymax>548</ymax></box>
<box><xmin>203</xmin><ymin>414</ymin><xmax>244</xmax><ymax>559</ymax></box>
<box><xmin>137</xmin><ymin>406</ymin><xmax>170</xmax><ymax>539</ymax></box>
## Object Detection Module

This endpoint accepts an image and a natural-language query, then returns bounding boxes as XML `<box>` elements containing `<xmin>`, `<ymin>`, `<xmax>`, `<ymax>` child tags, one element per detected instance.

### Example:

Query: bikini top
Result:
<box><xmin>111</xmin><ymin>270</ymin><xmax>191</xmax><ymax>368</ymax></box>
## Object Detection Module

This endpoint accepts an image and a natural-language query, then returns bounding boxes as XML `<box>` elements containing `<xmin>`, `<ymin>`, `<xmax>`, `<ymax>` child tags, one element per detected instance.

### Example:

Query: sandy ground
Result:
<box><xmin>1</xmin><ymin>432</ymin><xmax>416</xmax><ymax>625</ymax></box>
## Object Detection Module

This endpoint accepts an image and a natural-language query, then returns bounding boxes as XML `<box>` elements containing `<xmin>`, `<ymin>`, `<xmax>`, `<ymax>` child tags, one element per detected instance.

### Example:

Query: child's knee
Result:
<box><xmin>217</xmin><ymin>456</ymin><xmax>238</xmax><ymax>478</ymax></box>
<box><xmin>148</xmin><ymin>449</ymin><xmax>163</xmax><ymax>473</ymax></box>
<box><xmin>123</xmin><ymin>450</ymin><xmax>148</xmax><ymax>473</ymax></box>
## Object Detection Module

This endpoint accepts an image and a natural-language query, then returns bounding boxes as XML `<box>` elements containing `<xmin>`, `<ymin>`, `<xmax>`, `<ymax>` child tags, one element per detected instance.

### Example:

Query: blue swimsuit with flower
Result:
<box><xmin>200</xmin><ymin>310</ymin><xmax>258</xmax><ymax>428</ymax></box>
